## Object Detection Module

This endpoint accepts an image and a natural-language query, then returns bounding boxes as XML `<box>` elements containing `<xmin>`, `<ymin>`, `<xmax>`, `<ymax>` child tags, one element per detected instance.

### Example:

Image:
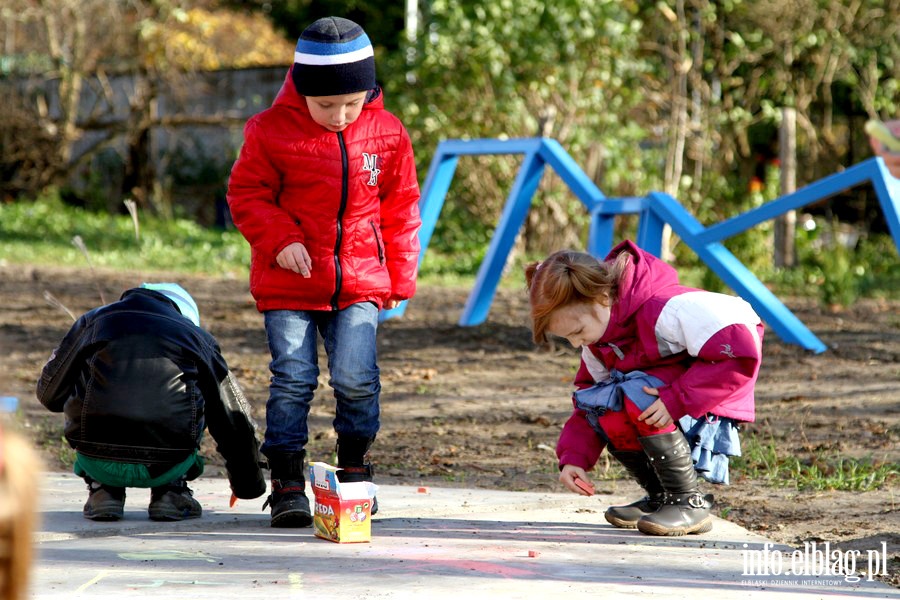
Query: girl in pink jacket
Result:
<box><xmin>526</xmin><ymin>241</ymin><xmax>763</xmax><ymax>536</ymax></box>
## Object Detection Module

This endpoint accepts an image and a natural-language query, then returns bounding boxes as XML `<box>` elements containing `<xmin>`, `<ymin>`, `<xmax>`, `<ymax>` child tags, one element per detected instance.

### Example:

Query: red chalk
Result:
<box><xmin>229</xmin><ymin>493</ymin><xmax>238</xmax><ymax>508</ymax></box>
<box><xmin>574</xmin><ymin>478</ymin><xmax>595</xmax><ymax>496</ymax></box>
<box><xmin>528</xmin><ymin>550</ymin><xmax>540</xmax><ymax>558</ymax></box>
<box><xmin>417</xmin><ymin>487</ymin><xmax>429</xmax><ymax>493</ymax></box>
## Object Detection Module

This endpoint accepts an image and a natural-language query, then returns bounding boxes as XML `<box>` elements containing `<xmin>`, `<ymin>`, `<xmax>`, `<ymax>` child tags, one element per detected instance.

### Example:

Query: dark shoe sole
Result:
<box><xmin>84</xmin><ymin>511</ymin><xmax>123</xmax><ymax>521</ymax></box>
<box><xmin>604</xmin><ymin>512</ymin><xmax>639</xmax><ymax>529</ymax></box>
<box><xmin>83</xmin><ymin>501</ymin><xmax>124</xmax><ymax>521</ymax></box>
<box><xmin>271</xmin><ymin>506</ymin><xmax>313</xmax><ymax>528</ymax></box>
<box><xmin>148</xmin><ymin>507</ymin><xmax>202</xmax><ymax>521</ymax></box>
<box><xmin>636</xmin><ymin>515</ymin><xmax>714</xmax><ymax>536</ymax></box>
<box><xmin>271</xmin><ymin>508</ymin><xmax>313</xmax><ymax>528</ymax></box>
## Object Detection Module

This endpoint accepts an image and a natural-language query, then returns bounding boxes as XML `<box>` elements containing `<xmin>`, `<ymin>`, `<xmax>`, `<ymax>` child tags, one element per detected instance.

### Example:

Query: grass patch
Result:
<box><xmin>0</xmin><ymin>195</ymin><xmax>487</xmax><ymax>288</ymax></box>
<box><xmin>733</xmin><ymin>434</ymin><xmax>899</xmax><ymax>492</ymax></box>
<box><xmin>0</xmin><ymin>195</ymin><xmax>250</xmax><ymax>278</ymax></box>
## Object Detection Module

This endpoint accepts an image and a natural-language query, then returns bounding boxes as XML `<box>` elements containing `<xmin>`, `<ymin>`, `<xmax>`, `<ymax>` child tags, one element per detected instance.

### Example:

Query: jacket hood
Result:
<box><xmin>272</xmin><ymin>67</ymin><xmax>385</xmax><ymax>116</ymax></box>
<box><xmin>118</xmin><ymin>287</ymin><xmax>200</xmax><ymax>327</ymax></box>
<box><xmin>602</xmin><ymin>240</ymin><xmax>682</xmax><ymax>339</ymax></box>
<box><xmin>140</xmin><ymin>283</ymin><xmax>200</xmax><ymax>327</ymax></box>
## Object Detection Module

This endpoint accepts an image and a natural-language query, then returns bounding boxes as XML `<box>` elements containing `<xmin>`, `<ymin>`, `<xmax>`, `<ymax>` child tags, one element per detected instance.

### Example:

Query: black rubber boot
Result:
<box><xmin>263</xmin><ymin>451</ymin><xmax>312</xmax><ymax>528</ymax></box>
<box><xmin>637</xmin><ymin>431</ymin><xmax>713</xmax><ymax>536</ymax></box>
<box><xmin>604</xmin><ymin>449</ymin><xmax>665</xmax><ymax>529</ymax></box>
<box><xmin>335</xmin><ymin>436</ymin><xmax>378</xmax><ymax>515</ymax></box>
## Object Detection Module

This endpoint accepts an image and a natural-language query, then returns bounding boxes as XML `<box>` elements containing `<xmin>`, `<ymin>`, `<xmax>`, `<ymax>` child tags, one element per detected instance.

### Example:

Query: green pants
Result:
<box><xmin>74</xmin><ymin>451</ymin><xmax>204</xmax><ymax>488</ymax></box>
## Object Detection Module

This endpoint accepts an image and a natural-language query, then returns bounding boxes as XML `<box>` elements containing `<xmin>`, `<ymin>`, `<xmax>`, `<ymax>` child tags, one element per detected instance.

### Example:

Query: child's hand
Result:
<box><xmin>276</xmin><ymin>242</ymin><xmax>312</xmax><ymax>277</ymax></box>
<box><xmin>385</xmin><ymin>299</ymin><xmax>402</xmax><ymax>310</ymax></box>
<box><xmin>560</xmin><ymin>464</ymin><xmax>594</xmax><ymax>496</ymax></box>
<box><xmin>637</xmin><ymin>390</ymin><xmax>674</xmax><ymax>428</ymax></box>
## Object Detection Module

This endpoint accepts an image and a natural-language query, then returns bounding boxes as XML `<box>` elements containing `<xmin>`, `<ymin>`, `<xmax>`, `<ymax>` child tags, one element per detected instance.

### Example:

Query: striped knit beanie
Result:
<box><xmin>292</xmin><ymin>16</ymin><xmax>376</xmax><ymax>97</ymax></box>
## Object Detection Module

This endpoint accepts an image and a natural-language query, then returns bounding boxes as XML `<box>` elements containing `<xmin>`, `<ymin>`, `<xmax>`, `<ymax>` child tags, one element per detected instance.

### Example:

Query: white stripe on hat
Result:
<box><xmin>294</xmin><ymin>45</ymin><xmax>374</xmax><ymax>66</ymax></box>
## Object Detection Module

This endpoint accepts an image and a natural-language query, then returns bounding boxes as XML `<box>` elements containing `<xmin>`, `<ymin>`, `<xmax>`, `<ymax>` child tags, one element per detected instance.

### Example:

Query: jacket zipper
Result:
<box><xmin>331</xmin><ymin>132</ymin><xmax>349</xmax><ymax>310</ymax></box>
<box><xmin>370</xmin><ymin>220</ymin><xmax>385</xmax><ymax>264</ymax></box>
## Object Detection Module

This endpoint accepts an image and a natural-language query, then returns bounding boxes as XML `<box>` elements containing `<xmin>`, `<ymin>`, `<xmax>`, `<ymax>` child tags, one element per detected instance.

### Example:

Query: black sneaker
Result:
<box><xmin>263</xmin><ymin>479</ymin><xmax>312</xmax><ymax>528</ymax></box>
<box><xmin>83</xmin><ymin>481</ymin><xmax>126</xmax><ymax>521</ymax></box>
<box><xmin>148</xmin><ymin>482</ymin><xmax>202</xmax><ymax>521</ymax></box>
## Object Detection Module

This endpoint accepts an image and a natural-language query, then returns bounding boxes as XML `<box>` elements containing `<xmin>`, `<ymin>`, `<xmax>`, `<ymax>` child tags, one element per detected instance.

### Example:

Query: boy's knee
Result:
<box><xmin>333</xmin><ymin>374</ymin><xmax>380</xmax><ymax>400</ymax></box>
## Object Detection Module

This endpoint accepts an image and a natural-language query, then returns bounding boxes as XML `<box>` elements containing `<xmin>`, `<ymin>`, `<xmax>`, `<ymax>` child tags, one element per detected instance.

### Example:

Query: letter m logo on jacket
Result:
<box><xmin>362</xmin><ymin>152</ymin><xmax>381</xmax><ymax>186</ymax></box>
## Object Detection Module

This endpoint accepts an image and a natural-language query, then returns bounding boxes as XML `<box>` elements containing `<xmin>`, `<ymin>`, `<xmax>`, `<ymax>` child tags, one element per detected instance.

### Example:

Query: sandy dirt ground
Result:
<box><xmin>1</xmin><ymin>263</ymin><xmax>897</xmax><ymax>586</ymax></box>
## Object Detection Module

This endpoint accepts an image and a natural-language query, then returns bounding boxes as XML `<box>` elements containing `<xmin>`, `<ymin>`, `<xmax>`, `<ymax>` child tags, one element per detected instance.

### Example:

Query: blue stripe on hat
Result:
<box><xmin>295</xmin><ymin>33</ymin><xmax>372</xmax><ymax>58</ymax></box>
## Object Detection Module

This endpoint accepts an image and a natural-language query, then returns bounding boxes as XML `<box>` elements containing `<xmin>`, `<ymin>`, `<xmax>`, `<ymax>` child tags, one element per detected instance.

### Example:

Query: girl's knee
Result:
<box><xmin>598</xmin><ymin>410</ymin><xmax>641</xmax><ymax>451</ymax></box>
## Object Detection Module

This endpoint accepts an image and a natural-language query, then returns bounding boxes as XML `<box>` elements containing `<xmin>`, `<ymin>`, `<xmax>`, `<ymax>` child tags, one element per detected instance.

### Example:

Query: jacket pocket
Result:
<box><xmin>369</xmin><ymin>219</ymin><xmax>385</xmax><ymax>265</ymax></box>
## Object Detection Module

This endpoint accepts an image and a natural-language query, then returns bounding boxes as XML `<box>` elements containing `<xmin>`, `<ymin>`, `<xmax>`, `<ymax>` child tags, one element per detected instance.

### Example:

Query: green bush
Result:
<box><xmin>762</xmin><ymin>220</ymin><xmax>900</xmax><ymax>305</ymax></box>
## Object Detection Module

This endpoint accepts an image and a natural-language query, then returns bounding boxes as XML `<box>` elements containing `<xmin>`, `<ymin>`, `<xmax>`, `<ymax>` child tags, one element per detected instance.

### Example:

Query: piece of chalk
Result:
<box><xmin>229</xmin><ymin>493</ymin><xmax>238</xmax><ymax>508</ymax></box>
<box><xmin>574</xmin><ymin>478</ymin><xmax>595</xmax><ymax>495</ymax></box>
<box><xmin>417</xmin><ymin>487</ymin><xmax>429</xmax><ymax>493</ymax></box>
<box><xmin>528</xmin><ymin>550</ymin><xmax>540</xmax><ymax>558</ymax></box>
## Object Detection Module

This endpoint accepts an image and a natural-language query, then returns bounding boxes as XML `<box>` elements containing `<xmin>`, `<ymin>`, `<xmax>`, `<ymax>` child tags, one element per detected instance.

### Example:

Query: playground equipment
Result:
<box><xmin>382</xmin><ymin>138</ymin><xmax>900</xmax><ymax>354</ymax></box>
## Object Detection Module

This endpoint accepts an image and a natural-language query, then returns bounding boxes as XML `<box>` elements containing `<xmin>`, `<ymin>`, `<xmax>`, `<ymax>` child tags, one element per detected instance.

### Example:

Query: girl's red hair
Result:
<box><xmin>525</xmin><ymin>250</ymin><xmax>630</xmax><ymax>344</ymax></box>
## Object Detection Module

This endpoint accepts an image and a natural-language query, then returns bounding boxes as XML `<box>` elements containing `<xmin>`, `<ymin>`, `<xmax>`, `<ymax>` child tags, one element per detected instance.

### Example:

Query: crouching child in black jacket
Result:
<box><xmin>36</xmin><ymin>283</ymin><xmax>266</xmax><ymax>521</ymax></box>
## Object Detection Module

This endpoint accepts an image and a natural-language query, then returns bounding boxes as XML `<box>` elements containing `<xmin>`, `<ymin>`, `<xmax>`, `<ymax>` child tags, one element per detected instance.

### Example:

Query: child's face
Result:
<box><xmin>305</xmin><ymin>91</ymin><xmax>368</xmax><ymax>132</ymax></box>
<box><xmin>546</xmin><ymin>301</ymin><xmax>611</xmax><ymax>348</ymax></box>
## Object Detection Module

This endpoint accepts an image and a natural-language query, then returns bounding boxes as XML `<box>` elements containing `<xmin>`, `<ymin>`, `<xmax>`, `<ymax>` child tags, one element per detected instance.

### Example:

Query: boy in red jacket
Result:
<box><xmin>227</xmin><ymin>16</ymin><xmax>421</xmax><ymax>528</ymax></box>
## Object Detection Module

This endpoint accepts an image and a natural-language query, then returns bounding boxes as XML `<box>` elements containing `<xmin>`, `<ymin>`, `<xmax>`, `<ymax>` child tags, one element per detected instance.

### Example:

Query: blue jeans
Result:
<box><xmin>261</xmin><ymin>303</ymin><xmax>381</xmax><ymax>456</ymax></box>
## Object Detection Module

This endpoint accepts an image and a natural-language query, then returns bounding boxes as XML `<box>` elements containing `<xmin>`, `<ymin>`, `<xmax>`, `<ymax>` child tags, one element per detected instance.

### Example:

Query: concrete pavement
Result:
<box><xmin>31</xmin><ymin>473</ymin><xmax>898</xmax><ymax>599</ymax></box>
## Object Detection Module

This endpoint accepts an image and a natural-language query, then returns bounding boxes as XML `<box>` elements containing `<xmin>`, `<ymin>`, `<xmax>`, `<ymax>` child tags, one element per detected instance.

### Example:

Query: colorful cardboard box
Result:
<box><xmin>308</xmin><ymin>462</ymin><xmax>377</xmax><ymax>543</ymax></box>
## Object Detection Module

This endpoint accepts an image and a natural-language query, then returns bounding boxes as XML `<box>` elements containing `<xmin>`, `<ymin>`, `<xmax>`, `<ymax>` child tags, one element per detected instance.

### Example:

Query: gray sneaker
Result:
<box><xmin>148</xmin><ymin>483</ymin><xmax>202</xmax><ymax>521</ymax></box>
<box><xmin>83</xmin><ymin>482</ymin><xmax>126</xmax><ymax>521</ymax></box>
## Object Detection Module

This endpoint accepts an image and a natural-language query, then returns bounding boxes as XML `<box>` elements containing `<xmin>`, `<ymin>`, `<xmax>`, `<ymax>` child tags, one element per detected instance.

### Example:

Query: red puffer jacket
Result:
<box><xmin>227</xmin><ymin>70</ymin><xmax>421</xmax><ymax>312</ymax></box>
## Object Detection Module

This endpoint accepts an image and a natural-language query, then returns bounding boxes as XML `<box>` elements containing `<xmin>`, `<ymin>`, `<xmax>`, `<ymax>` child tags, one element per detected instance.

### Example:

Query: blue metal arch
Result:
<box><xmin>382</xmin><ymin>137</ymin><xmax>900</xmax><ymax>354</ymax></box>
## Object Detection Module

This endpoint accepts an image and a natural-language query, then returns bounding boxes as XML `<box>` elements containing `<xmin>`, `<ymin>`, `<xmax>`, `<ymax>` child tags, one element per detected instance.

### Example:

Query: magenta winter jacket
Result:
<box><xmin>227</xmin><ymin>70</ymin><xmax>421</xmax><ymax>312</ymax></box>
<box><xmin>556</xmin><ymin>240</ymin><xmax>764</xmax><ymax>472</ymax></box>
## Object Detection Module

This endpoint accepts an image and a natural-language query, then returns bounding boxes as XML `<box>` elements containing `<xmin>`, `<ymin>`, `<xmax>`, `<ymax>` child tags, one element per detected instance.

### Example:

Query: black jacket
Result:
<box><xmin>36</xmin><ymin>288</ymin><xmax>265</xmax><ymax>499</ymax></box>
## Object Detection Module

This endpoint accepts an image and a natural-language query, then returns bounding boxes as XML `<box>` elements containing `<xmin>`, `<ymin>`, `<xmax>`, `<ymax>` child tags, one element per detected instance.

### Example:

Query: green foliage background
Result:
<box><xmin>2</xmin><ymin>0</ymin><xmax>899</xmax><ymax>303</ymax></box>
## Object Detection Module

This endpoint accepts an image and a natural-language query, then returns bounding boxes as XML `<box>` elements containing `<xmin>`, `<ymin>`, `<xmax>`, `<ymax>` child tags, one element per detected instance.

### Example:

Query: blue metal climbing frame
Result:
<box><xmin>381</xmin><ymin>137</ymin><xmax>900</xmax><ymax>354</ymax></box>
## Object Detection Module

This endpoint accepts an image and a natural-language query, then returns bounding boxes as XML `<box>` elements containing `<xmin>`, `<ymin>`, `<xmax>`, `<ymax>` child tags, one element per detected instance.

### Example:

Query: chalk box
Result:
<box><xmin>308</xmin><ymin>462</ymin><xmax>377</xmax><ymax>543</ymax></box>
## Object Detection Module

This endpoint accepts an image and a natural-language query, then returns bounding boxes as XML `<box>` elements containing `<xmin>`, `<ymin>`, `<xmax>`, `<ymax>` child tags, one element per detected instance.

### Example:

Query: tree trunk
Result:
<box><xmin>121</xmin><ymin>69</ymin><xmax>159</xmax><ymax>214</ymax></box>
<box><xmin>660</xmin><ymin>0</ymin><xmax>690</xmax><ymax>262</ymax></box>
<box><xmin>775</xmin><ymin>107</ymin><xmax>797</xmax><ymax>268</ymax></box>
